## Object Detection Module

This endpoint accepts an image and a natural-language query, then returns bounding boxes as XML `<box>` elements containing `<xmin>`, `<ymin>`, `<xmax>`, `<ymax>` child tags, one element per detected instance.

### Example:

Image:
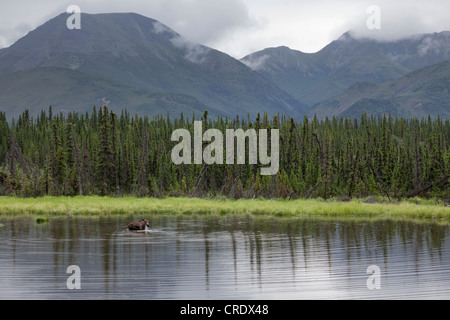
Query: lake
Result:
<box><xmin>0</xmin><ymin>214</ymin><xmax>449</xmax><ymax>300</ymax></box>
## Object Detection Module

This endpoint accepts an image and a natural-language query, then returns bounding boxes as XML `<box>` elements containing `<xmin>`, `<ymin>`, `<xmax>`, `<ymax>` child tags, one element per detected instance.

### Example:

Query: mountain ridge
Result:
<box><xmin>0</xmin><ymin>12</ymin><xmax>308</xmax><ymax>120</ymax></box>
<box><xmin>310</xmin><ymin>59</ymin><xmax>450</xmax><ymax>119</ymax></box>
<box><xmin>0</xmin><ymin>12</ymin><xmax>449</xmax><ymax>120</ymax></box>
<box><xmin>241</xmin><ymin>31</ymin><xmax>450</xmax><ymax>117</ymax></box>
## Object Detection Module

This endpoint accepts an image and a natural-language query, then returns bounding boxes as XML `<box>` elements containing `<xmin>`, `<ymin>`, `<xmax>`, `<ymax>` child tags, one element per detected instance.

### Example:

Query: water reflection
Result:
<box><xmin>0</xmin><ymin>215</ymin><xmax>449</xmax><ymax>299</ymax></box>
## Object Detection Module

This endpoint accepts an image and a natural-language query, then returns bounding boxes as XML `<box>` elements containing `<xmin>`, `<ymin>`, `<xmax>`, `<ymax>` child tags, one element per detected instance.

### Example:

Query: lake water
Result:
<box><xmin>0</xmin><ymin>214</ymin><xmax>449</xmax><ymax>300</ymax></box>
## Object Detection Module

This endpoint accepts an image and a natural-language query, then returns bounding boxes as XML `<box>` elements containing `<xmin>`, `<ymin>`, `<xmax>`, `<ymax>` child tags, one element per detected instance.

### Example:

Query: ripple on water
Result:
<box><xmin>0</xmin><ymin>216</ymin><xmax>449</xmax><ymax>300</ymax></box>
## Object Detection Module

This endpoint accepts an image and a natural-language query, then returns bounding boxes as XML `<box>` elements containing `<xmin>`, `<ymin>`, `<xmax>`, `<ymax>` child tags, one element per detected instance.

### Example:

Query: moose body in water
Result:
<box><xmin>128</xmin><ymin>219</ymin><xmax>150</xmax><ymax>231</ymax></box>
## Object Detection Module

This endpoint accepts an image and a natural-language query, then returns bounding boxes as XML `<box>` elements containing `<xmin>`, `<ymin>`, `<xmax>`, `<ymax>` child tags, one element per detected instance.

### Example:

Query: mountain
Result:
<box><xmin>0</xmin><ymin>12</ymin><xmax>308</xmax><ymax>119</ymax></box>
<box><xmin>310</xmin><ymin>59</ymin><xmax>450</xmax><ymax>119</ymax></box>
<box><xmin>241</xmin><ymin>31</ymin><xmax>450</xmax><ymax>109</ymax></box>
<box><xmin>1</xmin><ymin>13</ymin><xmax>448</xmax><ymax>121</ymax></box>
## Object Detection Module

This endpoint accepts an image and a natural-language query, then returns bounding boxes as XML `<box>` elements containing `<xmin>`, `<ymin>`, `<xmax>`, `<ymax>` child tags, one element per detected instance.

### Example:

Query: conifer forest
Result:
<box><xmin>0</xmin><ymin>106</ymin><xmax>449</xmax><ymax>200</ymax></box>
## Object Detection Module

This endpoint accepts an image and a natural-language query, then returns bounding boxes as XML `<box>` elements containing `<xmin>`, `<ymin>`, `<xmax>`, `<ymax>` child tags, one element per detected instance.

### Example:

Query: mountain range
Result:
<box><xmin>311</xmin><ymin>59</ymin><xmax>450</xmax><ymax>119</ymax></box>
<box><xmin>0</xmin><ymin>12</ymin><xmax>307</xmax><ymax>120</ymax></box>
<box><xmin>241</xmin><ymin>31</ymin><xmax>450</xmax><ymax>119</ymax></box>
<box><xmin>0</xmin><ymin>12</ymin><xmax>449</xmax><ymax>120</ymax></box>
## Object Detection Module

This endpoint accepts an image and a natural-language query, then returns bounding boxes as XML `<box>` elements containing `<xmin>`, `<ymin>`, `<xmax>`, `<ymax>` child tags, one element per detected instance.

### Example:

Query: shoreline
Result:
<box><xmin>0</xmin><ymin>196</ymin><xmax>448</xmax><ymax>220</ymax></box>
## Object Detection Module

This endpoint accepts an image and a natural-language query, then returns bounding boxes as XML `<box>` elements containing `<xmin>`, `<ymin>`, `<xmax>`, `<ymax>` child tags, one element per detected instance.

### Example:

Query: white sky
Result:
<box><xmin>0</xmin><ymin>0</ymin><xmax>449</xmax><ymax>58</ymax></box>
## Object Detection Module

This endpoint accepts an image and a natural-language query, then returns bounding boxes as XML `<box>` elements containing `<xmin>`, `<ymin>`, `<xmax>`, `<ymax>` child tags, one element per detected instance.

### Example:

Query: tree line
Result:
<box><xmin>0</xmin><ymin>106</ymin><xmax>449</xmax><ymax>200</ymax></box>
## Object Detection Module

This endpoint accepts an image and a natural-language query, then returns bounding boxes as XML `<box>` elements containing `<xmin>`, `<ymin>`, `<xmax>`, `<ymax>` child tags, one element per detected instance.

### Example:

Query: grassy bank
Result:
<box><xmin>0</xmin><ymin>196</ymin><xmax>448</xmax><ymax>220</ymax></box>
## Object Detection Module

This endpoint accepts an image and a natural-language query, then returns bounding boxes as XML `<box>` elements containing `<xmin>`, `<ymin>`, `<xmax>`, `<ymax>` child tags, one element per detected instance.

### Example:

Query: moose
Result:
<box><xmin>128</xmin><ymin>219</ymin><xmax>150</xmax><ymax>231</ymax></box>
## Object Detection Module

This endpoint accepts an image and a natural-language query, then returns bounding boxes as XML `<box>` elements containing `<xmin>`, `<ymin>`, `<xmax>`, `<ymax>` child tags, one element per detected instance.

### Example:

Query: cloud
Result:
<box><xmin>170</xmin><ymin>35</ymin><xmax>211</xmax><ymax>64</ymax></box>
<box><xmin>80</xmin><ymin>0</ymin><xmax>258</xmax><ymax>48</ymax></box>
<box><xmin>0</xmin><ymin>23</ymin><xmax>32</xmax><ymax>48</ymax></box>
<box><xmin>0</xmin><ymin>0</ymin><xmax>68</xmax><ymax>48</ymax></box>
<box><xmin>418</xmin><ymin>35</ymin><xmax>445</xmax><ymax>56</ymax></box>
<box><xmin>151</xmin><ymin>20</ymin><xmax>211</xmax><ymax>64</ymax></box>
<box><xmin>231</xmin><ymin>0</ymin><xmax>450</xmax><ymax>56</ymax></box>
<box><xmin>1</xmin><ymin>0</ymin><xmax>449</xmax><ymax>58</ymax></box>
<box><xmin>346</xmin><ymin>0</ymin><xmax>450</xmax><ymax>42</ymax></box>
<box><xmin>0</xmin><ymin>0</ymin><xmax>258</xmax><ymax>51</ymax></box>
<box><xmin>152</xmin><ymin>21</ymin><xmax>176</xmax><ymax>36</ymax></box>
<box><xmin>241</xmin><ymin>54</ymin><xmax>269</xmax><ymax>70</ymax></box>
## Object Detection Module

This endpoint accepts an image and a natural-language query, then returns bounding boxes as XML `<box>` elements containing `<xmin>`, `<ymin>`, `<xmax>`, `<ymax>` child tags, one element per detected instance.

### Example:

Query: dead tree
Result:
<box><xmin>3</xmin><ymin>126</ymin><xmax>30</xmax><ymax>180</ymax></box>
<box><xmin>407</xmin><ymin>175</ymin><xmax>449</xmax><ymax>199</ymax></box>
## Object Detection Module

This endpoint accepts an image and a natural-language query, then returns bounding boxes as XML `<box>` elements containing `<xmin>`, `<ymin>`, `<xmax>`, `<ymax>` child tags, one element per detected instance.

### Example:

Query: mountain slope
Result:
<box><xmin>241</xmin><ymin>31</ymin><xmax>450</xmax><ymax>108</ymax></box>
<box><xmin>0</xmin><ymin>12</ymin><xmax>308</xmax><ymax>119</ymax></box>
<box><xmin>310</xmin><ymin>59</ymin><xmax>450</xmax><ymax>119</ymax></box>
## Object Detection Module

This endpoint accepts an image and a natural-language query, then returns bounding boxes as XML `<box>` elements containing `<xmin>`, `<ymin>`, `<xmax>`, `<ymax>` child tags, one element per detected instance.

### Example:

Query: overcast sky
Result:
<box><xmin>0</xmin><ymin>0</ymin><xmax>449</xmax><ymax>58</ymax></box>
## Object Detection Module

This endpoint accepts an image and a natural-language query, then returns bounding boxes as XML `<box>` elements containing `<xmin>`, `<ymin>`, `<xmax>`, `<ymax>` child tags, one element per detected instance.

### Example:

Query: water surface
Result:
<box><xmin>0</xmin><ymin>214</ymin><xmax>449</xmax><ymax>300</ymax></box>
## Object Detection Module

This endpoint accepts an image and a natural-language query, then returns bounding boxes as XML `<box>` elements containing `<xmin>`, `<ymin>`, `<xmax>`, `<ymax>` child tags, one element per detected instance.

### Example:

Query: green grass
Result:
<box><xmin>0</xmin><ymin>196</ymin><xmax>448</xmax><ymax>220</ymax></box>
<box><xmin>35</xmin><ymin>216</ymin><xmax>50</xmax><ymax>224</ymax></box>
